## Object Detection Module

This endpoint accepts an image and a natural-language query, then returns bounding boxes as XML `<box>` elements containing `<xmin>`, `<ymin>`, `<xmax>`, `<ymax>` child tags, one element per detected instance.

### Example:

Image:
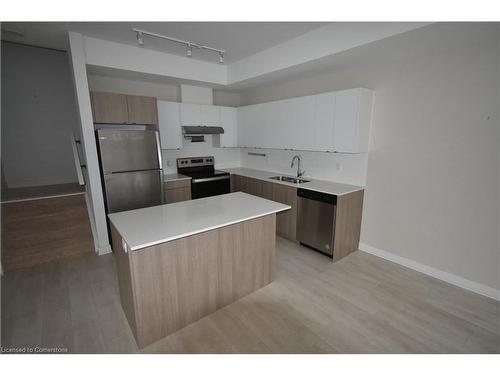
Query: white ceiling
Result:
<box><xmin>1</xmin><ymin>22</ymin><xmax>327</xmax><ymax>64</ymax></box>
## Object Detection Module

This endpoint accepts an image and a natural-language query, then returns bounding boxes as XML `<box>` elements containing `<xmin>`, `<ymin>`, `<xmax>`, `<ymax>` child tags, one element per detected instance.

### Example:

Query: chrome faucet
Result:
<box><xmin>291</xmin><ymin>155</ymin><xmax>305</xmax><ymax>178</ymax></box>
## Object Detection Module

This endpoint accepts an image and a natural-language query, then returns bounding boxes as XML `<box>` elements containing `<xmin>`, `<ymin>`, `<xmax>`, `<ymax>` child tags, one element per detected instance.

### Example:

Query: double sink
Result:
<box><xmin>269</xmin><ymin>175</ymin><xmax>310</xmax><ymax>185</ymax></box>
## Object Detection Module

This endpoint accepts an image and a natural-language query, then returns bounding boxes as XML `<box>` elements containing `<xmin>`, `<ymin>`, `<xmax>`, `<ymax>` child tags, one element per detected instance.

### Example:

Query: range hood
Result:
<box><xmin>182</xmin><ymin>126</ymin><xmax>224</xmax><ymax>135</ymax></box>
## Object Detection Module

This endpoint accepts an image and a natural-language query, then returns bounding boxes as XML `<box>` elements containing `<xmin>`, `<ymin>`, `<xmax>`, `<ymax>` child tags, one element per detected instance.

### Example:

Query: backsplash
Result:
<box><xmin>162</xmin><ymin>136</ymin><xmax>367</xmax><ymax>185</ymax></box>
<box><xmin>162</xmin><ymin>135</ymin><xmax>241</xmax><ymax>173</ymax></box>
<box><xmin>240</xmin><ymin>148</ymin><xmax>368</xmax><ymax>186</ymax></box>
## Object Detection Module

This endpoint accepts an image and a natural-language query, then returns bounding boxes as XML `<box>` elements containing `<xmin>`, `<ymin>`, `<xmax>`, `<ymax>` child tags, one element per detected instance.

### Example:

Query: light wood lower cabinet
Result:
<box><xmin>332</xmin><ymin>190</ymin><xmax>364</xmax><ymax>262</ymax></box>
<box><xmin>231</xmin><ymin>174</ymin><xmax>273</xmax><ymax>199</ymax></box>
<box><xmin>230</xmin><ymin>174</ymin><xmax>364</xmax><ymax>259</ymax></box>
<box><xmin>164</xmin><ymin>180</ymin><xmax>192</xmax><ymax>203</ymax></box>
<box><xmin>231</xmin><ymin>174</ymin><xmax>297</xmax><ymax>241</ymax></box>
<box><xmin>271</xmin><ymin>183</ymin><xmax>297</xmax><ymax>241</ymax></box>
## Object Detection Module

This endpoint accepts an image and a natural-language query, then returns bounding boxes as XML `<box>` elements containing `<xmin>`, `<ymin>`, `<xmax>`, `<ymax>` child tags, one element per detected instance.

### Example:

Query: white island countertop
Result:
<box><xmin>222</xmin><ymin>167</ymin><xmax>364</xmax><ymax>196</ymax></box>
<box><xmin>108</xmin><ymin>192</ymin><xmax>290</xmax><ymax>252</ymax></box>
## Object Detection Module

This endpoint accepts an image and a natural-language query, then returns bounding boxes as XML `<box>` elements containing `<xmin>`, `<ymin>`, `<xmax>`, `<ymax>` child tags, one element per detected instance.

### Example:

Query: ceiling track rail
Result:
<box><xmin>132</xmin><ymin>28</ymin><xmax>225</xmax><ymax>63</ymax></box>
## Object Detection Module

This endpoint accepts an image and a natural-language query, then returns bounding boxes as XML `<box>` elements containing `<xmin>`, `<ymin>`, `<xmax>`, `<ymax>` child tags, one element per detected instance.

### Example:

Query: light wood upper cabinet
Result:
<box><xmin>157</xmin><ymin>101</ymin><xmax>182</xmax><ymax>150</ymax></box>
<box><xmin>91</xmin><ymin>92</ymin><xmax>129</xmax><ymax>124</ymax></box>
<box><xmin>90</xmin><ymin>92</ymin><xmax>158</xmax><ymax>125</ymax></box>
<box><xmin>126</xmin><ymin>95</ymin><xmax>158</xmax><ymax>125</ymax></box>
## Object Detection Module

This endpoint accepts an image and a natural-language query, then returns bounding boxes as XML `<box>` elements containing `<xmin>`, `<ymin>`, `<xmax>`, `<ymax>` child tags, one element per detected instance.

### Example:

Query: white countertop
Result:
<box><xmin>163</xmin><ymin>173</ymin><xmax>191</xmax><ymax>182</ymax></box>
<box><xmin>108</xmin><ymin>192</ymin><xmax>290</xmax><ymax>251</ymax></box>
<box><xmin>222</xmin><ymin>168</ymin><xmax>364</xmax><ymax>196</ymax></box>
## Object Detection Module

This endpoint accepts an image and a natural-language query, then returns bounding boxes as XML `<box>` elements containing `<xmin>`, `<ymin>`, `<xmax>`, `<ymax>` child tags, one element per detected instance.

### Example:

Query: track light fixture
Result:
<box><xmin>132</xmin><ymin>28</ymin><xmax>226</xmax><ymax>64</ymax></box>
<box><xmin>136</xmin><ymin>31</ymin><xmax>144</xmax><ymax>46</ymax></box>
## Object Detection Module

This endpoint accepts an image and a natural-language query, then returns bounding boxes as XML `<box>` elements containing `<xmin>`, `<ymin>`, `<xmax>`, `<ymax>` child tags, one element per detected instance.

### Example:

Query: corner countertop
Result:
<box><xmin>222</xmin><ymin>168</ymin><xmax>364</xmax><ymax>196</ymax></box>
<box><xmin>108</xmin><ymin>192</ymin><xmax>290</xmax><ymax>252</ymax></box>
<box><xmin>163</xmin><ymin>173</ymin><xmax>191</xmax><ymax>182</ymax></box>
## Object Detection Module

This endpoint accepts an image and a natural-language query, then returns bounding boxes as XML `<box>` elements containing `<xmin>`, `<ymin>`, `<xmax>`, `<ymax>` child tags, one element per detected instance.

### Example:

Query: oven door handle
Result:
<box><xmin>192</xmin><ymin>176</ymin><xmax>230</xmax><ymax>183</ymax></box>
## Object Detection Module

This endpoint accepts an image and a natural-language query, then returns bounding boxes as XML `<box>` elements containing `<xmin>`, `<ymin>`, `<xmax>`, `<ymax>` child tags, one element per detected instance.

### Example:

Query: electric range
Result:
<box><xmin>176</xmin><ymin>156</ymin><xmax>230</xmax><ymax>199</ymax></box>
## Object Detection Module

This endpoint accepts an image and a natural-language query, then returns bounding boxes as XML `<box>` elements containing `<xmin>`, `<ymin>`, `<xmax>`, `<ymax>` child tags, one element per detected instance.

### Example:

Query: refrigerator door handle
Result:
<box><xmin>155</xmin><ymin>131</ymin><xmax>163</xmax><ymax>170</ymax></box>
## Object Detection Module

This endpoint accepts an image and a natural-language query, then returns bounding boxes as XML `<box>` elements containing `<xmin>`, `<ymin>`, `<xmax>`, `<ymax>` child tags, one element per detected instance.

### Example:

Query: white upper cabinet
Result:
<box><xmin>333</xmin><ymin>88</ymin><xmax>373</xmax><ymax>153</ymax></box>
<box><xmin>219</xmin><ymin>107</ymin><xmax>238</xmax><ymax>147</ymax></box>
<box><xmin>180</xmin><ymin>103</ymin><xmax>221</xmax><ymax>126</ymax></box>
<box><xmin>285</xmin><ymin>96</ymin><xmax>316</xmax><ymax>150</ymax></box>
<box><xmin>157</xmin><ymin>101</ymin><xmax>183</xmax><ymax>150</ymax></box>
<box><xmin>201</xmin><ymin>105</ymin><xmax>220</xmax><ymax>126</ymax></box>
<box><xmin>238</xmin><ymin>103</ymin><xmax>265</xmax><ymax>148</ymax></box>
<box><xmin>237</xmin><ymin>88</ymin><xmax>373</xmax><ymax>153</ymax></box>
<box><xmin>180</xmin><ymin>103</ymin><xmax>202</xmax><ymax>125</ymax></box>
<box><xmin>313</xmin><ymin>92</ymin><xmax>336</xmax><ymax>152</ymax></box>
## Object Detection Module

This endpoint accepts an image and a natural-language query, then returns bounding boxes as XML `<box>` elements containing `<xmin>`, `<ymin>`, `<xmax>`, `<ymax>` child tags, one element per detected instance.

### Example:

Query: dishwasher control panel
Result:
<box><xmin>297</xmin><ymin>188</ymin><xmax>337</xmax><ymax>205</ymax></box>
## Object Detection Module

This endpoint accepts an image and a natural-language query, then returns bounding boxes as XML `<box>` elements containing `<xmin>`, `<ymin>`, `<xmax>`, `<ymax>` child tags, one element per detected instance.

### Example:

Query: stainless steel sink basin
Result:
<box><xmin>269</xmin><ymin>175</ymin><xmax>310</xmax><ymax>184</ymax></box>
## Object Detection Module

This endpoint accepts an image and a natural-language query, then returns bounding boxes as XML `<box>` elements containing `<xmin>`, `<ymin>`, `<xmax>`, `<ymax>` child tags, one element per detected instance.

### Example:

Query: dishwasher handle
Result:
<box><xmin>297</xmin><ymin>188</ymin><xmax>337</xmax><ymax>205</ymax></box>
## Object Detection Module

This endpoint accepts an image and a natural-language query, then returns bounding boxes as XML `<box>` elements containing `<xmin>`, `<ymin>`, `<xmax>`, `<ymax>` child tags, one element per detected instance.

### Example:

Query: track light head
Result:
<box><xmin>219</xmin><ymin>52</ymin><xmax>224</xmax><ymax>64</ymax></box>
<box><xmin>136</xmin><ymin>31</ymin><xmax>144</xmax><ymax>46</ymax></box>
<box><xmin>186</xmin><ymin>44</ymin><xmax>193</xmax><ymax>58</ymax></box>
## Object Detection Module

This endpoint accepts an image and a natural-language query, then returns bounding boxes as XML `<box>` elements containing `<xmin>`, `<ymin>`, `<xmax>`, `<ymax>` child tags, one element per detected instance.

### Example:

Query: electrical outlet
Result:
<box><xmin>336</xmin><ymin>162</ymin><xmax>343</xmax><ymax>171</ymax></box>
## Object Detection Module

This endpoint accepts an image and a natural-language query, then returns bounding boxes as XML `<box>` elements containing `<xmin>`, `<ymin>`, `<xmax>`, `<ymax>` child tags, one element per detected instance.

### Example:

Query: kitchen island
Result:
<box><xmin>108</xmin><ymin>192</ymin><xmax>290</xmax><ymax>348</ymax></box>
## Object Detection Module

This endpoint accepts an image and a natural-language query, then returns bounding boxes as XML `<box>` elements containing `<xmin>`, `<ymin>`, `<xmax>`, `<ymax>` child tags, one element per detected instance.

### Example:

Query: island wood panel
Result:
<box><xmin>90</xmin><ymin>92</ymin><xmax>129</xmax><ymax>124</ymax></box>
<box><xmin>126</xmin><ymin>95</ymin><xmax>158</xmax><ymax>125</ymax></box>
<box><xmin>112</xmin><ymin>214</ymin><xmax>276</xmax><ymax>348</ymax></box>
<box><xmin>272</xmin><ymin>183</ymin><xmax>298</xmax><ymax>241</ymax></box>
<box><xmin>111</xmin><ymin>224</ymin><xmax>138</xmax><ymax>336</ymax></box>
<box><xmin>333</xmin><ymin>190</ymin><xmax>364</xmax><ymax>262</ymax></box>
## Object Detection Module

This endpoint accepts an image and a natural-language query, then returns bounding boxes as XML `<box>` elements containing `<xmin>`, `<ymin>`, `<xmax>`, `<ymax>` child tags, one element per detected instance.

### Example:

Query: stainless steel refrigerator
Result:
<box><xmin>95</xmin><ymin>124</ymin><xmax>164</xmax><ymax>216</ymax></box>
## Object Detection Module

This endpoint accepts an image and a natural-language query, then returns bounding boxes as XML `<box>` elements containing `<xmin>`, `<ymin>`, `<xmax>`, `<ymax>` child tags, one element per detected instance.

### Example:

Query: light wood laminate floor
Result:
<box><xmin>1</xmin><ymin>237</ymin><xmax>499</xmax><ymax>353</ymax></box>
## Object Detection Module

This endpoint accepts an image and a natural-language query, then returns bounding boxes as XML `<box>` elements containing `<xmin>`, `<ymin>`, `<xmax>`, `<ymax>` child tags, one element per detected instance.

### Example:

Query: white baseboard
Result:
<box><xmin>358</xmin><ymin>242</ymin><xmax>500</xmax><ymax>301</ymax></box>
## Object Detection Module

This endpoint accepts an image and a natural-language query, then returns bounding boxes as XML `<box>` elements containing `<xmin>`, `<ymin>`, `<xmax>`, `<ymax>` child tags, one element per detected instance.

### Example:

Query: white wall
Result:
<box><xmin>68</xmin><ymin>32</ymin><xmax>111</xmax><ymax>255</ymax></box>
<box><xmin>87</xmin><ymin>75</ymin><xmax>179</xmax><ymax>101</ymax></box>
<box><xmin>87</xmin><ymin>75</ymin><xmax>239</xmax><ymax>107</ymax></box>
<box><xmin>1</xmin><ymin>42</ymin><xmax>79</xmax><ymax>188</ymax></box>
<box><xmin>84</xmin><ymin>36</ymin><xmax>227</xmax><ymax>85</ymax></box>
<box><xmin>239</xmin><ymin>26</ymin><xmax>500</xmax><ymax>292</ymax></box>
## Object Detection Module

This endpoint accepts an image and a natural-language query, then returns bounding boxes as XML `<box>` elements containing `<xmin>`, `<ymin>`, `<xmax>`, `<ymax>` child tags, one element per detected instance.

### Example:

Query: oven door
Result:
<box><xmin>191</xmin><ymin>176</ymin><xmax>230</xmax><ymax>199</ymax></box>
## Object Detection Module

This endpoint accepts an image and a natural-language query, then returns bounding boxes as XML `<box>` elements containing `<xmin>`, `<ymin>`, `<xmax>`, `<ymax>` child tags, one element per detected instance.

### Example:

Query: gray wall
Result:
<box><xmin>1</xmin><ymin>42</ymin><xmax>79</xmax><ymax>188</ymax></box>
<box><xmin>238</xmin><ymin>25</ymin><xmax>500</xmax><ymax>290</ymax></box>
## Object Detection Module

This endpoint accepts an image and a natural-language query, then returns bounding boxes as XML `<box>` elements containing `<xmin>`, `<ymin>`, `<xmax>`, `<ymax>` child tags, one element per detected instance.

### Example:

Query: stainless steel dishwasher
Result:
<box><xmin>296</xmin><ymin>188</ymin><xmax>337</xmax><ymax>258</ymax></box>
